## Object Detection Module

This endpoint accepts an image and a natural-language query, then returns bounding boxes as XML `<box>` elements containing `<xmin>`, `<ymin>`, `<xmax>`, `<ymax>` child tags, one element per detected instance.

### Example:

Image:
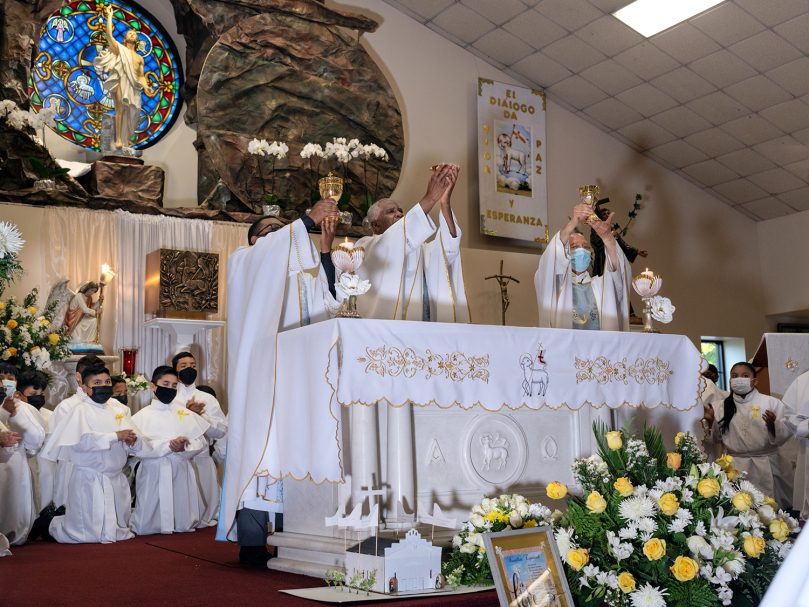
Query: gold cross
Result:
<box><xmin>177</xmin><ymin>409</ymin><xmax>189</xmax><ymax>422</ymax></box>
<box><xmin>115</xmin><ymin>413</ymin><xmax>124</xmax><ymax>426</ymax></box>
<box><xmin>751</xmin><ymin>406</ymin><xmax>759</xmax><ymax>419</ymax></box>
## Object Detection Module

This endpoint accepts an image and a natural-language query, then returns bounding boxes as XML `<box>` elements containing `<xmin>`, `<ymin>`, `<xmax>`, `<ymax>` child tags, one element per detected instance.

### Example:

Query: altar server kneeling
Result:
<box><xmin>131</xmin><ymin>366</ymin><xmax>209</xmax><ymax>535</ymax></box>
<box><xmin>40</xmin><ymin>365</ymin><xmax>143</xmax><ymax>544</ymax></box>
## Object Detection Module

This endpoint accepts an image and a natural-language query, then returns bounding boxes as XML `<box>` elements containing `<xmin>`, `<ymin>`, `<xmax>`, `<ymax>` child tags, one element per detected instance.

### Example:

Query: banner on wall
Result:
<box><xmin>477</xmin><ymin>78</ymin><xmax>548</xmax><ymax>244</ymax></box>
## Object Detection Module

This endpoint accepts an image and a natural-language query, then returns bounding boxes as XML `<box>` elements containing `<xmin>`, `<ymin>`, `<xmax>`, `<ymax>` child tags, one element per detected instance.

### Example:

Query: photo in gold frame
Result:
<box><xmin>483</xmin><ymin>526</ymin><xmax>574</xmax><ymax>607</ymax></box>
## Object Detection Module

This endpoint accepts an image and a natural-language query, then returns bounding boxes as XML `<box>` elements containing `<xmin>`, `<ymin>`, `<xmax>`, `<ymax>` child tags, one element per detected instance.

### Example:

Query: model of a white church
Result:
<box><xmin>344</xmin><ymin>529</ymin><xmax>442</xmax><ymax>594</ymax></box>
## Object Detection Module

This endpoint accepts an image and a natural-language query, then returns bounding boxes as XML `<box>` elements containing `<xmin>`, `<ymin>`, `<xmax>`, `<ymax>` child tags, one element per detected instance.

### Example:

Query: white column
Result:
<box><xmin>385</xmin><ymin>403</ymin><xmax>415</xmax><ymax>525</ymax></box>
<box><xmin>349</xmin><ymin>405</ymin><xmax>380</xmax><ymax>509</ymax></box>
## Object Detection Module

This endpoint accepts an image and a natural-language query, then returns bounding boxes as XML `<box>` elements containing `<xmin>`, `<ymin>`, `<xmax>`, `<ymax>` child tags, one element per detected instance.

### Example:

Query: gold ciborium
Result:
<box><xmin>319</xmin><ymin>171</ymin><xmax>343</xmax><ymax>201</ymax></box>
<box><xmin>579</xmin><ymin>184</ymin><xmax>601</xmax><ymax>222</ymax></box>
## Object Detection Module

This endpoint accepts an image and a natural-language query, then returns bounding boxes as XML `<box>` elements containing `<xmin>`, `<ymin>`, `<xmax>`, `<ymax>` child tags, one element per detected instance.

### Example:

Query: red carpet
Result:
<box><xmin>3</xmin><ymin>529</ymin><xmax>498</xmax><ymax>607</ymax></box>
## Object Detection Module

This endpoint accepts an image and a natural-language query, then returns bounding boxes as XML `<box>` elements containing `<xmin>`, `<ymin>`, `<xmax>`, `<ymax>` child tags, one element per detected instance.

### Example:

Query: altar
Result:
<box><xmin>265</xmin><ymin>319</ymin><xmax>705</xmax><ymax>575</ymax></box>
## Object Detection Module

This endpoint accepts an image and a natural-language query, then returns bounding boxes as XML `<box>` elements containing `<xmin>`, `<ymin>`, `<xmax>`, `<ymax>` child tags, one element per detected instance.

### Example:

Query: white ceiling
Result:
<box><xmin>381</xmin><ymin>0</ymin><xmax>809</xmax><ymax>220</ymax></box>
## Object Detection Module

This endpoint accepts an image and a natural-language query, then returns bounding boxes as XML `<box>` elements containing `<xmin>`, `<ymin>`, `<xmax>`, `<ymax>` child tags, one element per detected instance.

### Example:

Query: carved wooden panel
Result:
<box><xmin>145</xmin><ymin>248</ymin><xmax>218</xmax><ymax>318</ymax></box>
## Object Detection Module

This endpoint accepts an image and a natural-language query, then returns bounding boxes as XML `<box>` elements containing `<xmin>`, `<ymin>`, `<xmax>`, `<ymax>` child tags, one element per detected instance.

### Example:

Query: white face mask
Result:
<box><xmin>1</xmin><ymin>379</ymin><xmax>16</xmax><ymax>395</ymax></box>
<box><xmin>729</xmin><ymin>377</ymin><xmax>753</xmax><ymax>395</ymax></box>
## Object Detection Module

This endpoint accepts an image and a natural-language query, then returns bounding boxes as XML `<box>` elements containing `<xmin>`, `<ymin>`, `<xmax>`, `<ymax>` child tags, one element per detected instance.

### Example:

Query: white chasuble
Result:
<box><xmin>177</xmin><ymin>384</ymin><xmax>227</xmax><ymax>528</ymax></box>
<box><xmin>534</xmin><ymin>232</ymin><xmax>631</xmax><ymax>331</ymax></box>
<box><xmin>710</xmin><ymin>390</ymin><xmax>791</xmax><ymax>500</ymax></box>
<box><xmin>220</xmin><ymin>219</ymin><xmax>331</xmax><ymax>541</ymax></box>
<box><xmin>354</xmin><ymin>205</ymin><xmax>436</xmax><ymax>321</ymax></box>
<box><xmin>0</xmin><ymin>401</ymin><xmax>46</xmax><ymax>545</ymax></box>
<box><xmin>422</xmin><ymin>212</ymin><xmax>470</xmax><ymax>323</ymax></box>
<box><xmin>40</xmin><ymin>393</ymin><xmax>142</xmax><ymax>544</ymax></box>
<box><xmin>131</xmin><ymin>400</ymin><xmax>209</xmax><ymax>535</ymax></box>
<box><xmin>783</xmin><ymin>371</ymin><xmax>809</xmax><ymax>518</ymax></box>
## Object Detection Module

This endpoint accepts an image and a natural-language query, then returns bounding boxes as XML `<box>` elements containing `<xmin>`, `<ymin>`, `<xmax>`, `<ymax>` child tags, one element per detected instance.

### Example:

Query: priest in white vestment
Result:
<box><xmin>704</xmin><ymin>362</ymin><xmax>791</xmax><ymax>501</ymax></box>
<box><xmin>220</xmin><ymin>200</ymin><xmax>340</xmax><ymax>548</ymax></box>
<box><xmin>783</xmin><ymin>369</ymin><xmax>809</xmax><ymax>519</ymax></box>
<box><xmin>171</xmin><ymin>351</ymin><xmax>227</xmax><ymax>528</ymax></box>
<box><xmin>535</xmin><ymin>203</ymin><xmax>631</xmax><ymax>331</ymax></box>
<box><xmin>131</xmin><ymin>366</ymin><xmax>210</xmax><ymax>535</ymax></box>
<box><xmin>354</xmin><ymin>164</ymin><xmax>468</xmax><ymax>323</ymax></box>
<box><xmin>41</xmin><ymin>366</ymin><xmax>144</xmax><ymax>543</ymax></box>
<box><xmin>0</xmin><ymin>379</ymin><xmax>46</xmax><ymax>545</ymax></box>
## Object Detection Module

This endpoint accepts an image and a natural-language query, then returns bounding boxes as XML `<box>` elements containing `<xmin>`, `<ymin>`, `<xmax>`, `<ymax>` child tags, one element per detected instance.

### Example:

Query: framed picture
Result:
<box><xmin>483</xmin><ymin>526</ymin><xmax>574</xmax><ymax>607</ymax></box>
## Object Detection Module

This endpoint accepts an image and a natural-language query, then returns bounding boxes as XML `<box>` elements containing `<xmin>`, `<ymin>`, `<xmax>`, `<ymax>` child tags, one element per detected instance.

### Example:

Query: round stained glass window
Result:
<box><xmin>29</xmin><ymin>1</ymin><xmax>183</xmax><ymax>151</ymax></box>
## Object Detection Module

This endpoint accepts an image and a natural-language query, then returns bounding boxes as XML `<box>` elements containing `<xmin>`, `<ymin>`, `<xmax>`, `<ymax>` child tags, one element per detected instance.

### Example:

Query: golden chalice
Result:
<box><xmin>579</xmin><ymin>184</ymin><xmax>601</xmax><ymax>222</ymax></box>
<box><xmin>319</xmin><ymin>171</ymin><xmax>343</xmax><ymax>201</ymax></box>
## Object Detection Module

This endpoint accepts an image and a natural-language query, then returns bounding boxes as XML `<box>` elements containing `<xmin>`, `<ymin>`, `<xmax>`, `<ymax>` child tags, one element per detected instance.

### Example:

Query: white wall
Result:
<box><xmin>757</xmin><ymin>208</ymin><xmax>809</xmax><ymax>319</ymax></box>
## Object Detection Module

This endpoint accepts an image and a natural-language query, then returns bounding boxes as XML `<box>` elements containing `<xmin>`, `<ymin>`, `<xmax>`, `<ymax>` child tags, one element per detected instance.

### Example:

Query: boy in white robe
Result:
<box><xmin>171</xmin><ymin>351</ymin><xmax>226</xmax><ymax>528</ymax></box>
<box><xmin>43</xmin><ymin>354</ymin><xmax>104</xmax><ymax>511</ymax></box>
<box><xmin>783</xmin><ymin>369</ymin><xmax>809</xmax><ymax>519</ymax></box>
<box><xmin>222</xmin><ymin>199</ymin><xmax>340</xmax><ymax>566</ymax></box>
<box><xmin>535</xmin><ymin>202</ymin><xmax>631</xmax><ymax>331</ymax></box>
<box><xmin>131</xmin><ymin>366</ymin><xmax>209</xmax><ymax>535</ymax></box>
<box><xmin>40</xmin><ymin>365</ymin><xmax>144</xmax><ymax>544</ymax></box>
<box><xmin>0</xmin><ymin>367</ymin><xmax>46</xmax><ymax>545</ymax></box>
<box><xmin>14</xmin><ymin>371</ymin><xmax>52</xmax><ymax>517</ymax></box>
<box><xmin>704</xmin><ymin>362</ymin><xmax>791</xmax><ymax>501</ymax></box>
<box><xmin>0</xmin><ymin>422</ymin><xmax>21</xmax><ymax>556</ymax></box>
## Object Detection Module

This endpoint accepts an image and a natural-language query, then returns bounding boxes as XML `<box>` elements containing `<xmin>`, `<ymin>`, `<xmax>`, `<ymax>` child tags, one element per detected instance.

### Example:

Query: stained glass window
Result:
<box><xmin>29</xmin><ymin>1</ymin><xmax>183</xmax><ymax>151</ymax></box>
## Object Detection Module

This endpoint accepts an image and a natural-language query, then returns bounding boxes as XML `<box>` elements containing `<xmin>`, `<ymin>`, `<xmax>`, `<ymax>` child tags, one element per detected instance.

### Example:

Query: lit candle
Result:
<box><xmin>341</xmin><ymin>237</ymin><xmax>354</xmax><ymax>250</ymax></box>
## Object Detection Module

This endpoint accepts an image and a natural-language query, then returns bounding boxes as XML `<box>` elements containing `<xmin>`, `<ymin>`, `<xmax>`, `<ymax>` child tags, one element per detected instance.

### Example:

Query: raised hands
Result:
<box><xmin>2</xmin><ymin>395</ymin><xmax>17</xmax><ymax>417</ymax></box>
<box><xmin>420</xmin><ymin>164</ymin><xmax>455</xmax><ymax>213</ymax></box>
<box><xmin>308</xmin><ymin>199</ymin><xmax>340</xmax><ymax>226</ymax></box>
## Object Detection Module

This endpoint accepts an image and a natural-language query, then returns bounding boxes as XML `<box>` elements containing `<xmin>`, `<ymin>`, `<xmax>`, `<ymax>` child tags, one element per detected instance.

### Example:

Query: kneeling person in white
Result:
<box><xmin>41</xmin><ymin>366</ymin><xmax>142</xmax><ymax>543</ymax></box>
<box><xmin>171</xmin><ymin>351</ymin><xmax>226</xmax><ymax>528</ymax></box>
<box><xmin>703</xmin><ymin>362</ymin><xmax>790</xmax><ymax>501</ymax></box>
<box><xmin>131</xmin><ymin>366</ymin><xmax>209</xmax><ymax>535</ymax></box>
<box><xmin>535</xmin><ymin>203</ymin><xmax>631</xmax><ymax>331</ymax></box>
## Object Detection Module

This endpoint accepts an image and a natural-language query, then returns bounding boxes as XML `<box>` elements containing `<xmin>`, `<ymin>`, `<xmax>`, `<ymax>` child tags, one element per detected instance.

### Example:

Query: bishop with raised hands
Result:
<box><xmin>534</xmin><ymin>202</ymin><xmax>631</xmax><ymax>331</ymax></box>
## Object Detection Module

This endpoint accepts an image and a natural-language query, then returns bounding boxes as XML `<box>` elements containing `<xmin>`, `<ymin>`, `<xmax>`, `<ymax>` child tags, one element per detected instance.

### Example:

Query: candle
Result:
<box><xmin>341</xmin><ymin>237</ymin><xmax>354</xmax><ymax>250</ymax></box>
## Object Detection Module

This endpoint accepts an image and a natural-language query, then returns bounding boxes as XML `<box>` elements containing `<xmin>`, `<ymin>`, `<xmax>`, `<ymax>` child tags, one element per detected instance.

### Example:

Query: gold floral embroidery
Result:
<box><xmin>575</xmin><ymin>356</ymin><xmax>673</xmax><ymax>385</ymax></box>
<box><xmin>356</xmin><ymin>346</ymin><xmax>489</xmax><ymax>383</ymax></box>
<box><xmin>786</xmin><ymin>358</ymin><xmax>799</xmax><ymax>371</ymax></box>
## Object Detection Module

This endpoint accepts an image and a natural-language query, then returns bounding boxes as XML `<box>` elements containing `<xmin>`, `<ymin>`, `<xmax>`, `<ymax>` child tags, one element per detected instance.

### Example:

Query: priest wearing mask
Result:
<box><xmin>534</xmin><ymin>202</ymin><xmax>631</xmax><ymax>331</ymax></box>
<box><xmin>172</xmin><ymin>351</ymin><xmax>227</xmax><ymax>528</ymax></box>
<box><xmin>220</xmin><ymin>199</ymin><xmax>339</xmax><ymax>566</ymax></box>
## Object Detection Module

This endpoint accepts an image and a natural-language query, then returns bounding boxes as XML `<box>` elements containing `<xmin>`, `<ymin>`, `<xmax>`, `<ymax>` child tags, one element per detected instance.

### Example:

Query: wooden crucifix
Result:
<box><xmin>485</xmin><ymin>259</ymin><xmax>520</xmax><ymax>326</ymax></box>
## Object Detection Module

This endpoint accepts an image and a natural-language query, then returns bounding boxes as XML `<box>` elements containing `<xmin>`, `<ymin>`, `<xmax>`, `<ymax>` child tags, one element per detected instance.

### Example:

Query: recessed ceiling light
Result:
<box><xmin>613</xmin><ymin>0</ymin><xmax>725</xmax><ymax>37</ymax></box>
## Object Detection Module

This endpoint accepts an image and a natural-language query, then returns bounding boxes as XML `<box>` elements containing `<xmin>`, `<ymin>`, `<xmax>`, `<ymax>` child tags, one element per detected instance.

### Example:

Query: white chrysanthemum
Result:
<box><xmin>555</xmin><ymin>527</ymin><xmax>575</xmax><ymax>555</ymax></box>
<box><xmin>668</xmin><ymin>518</ymin><xmax>688</xmax><ymax>533</ymax></box>
<box><xmin>737</xmin><ymin>481</ymin><xmax>764</xmax><ymax>505</ymax></box>
<box><xmin>619</xmin><ymin>524</ymin><xmax>639</xmax><ymax>540</ymax></box>
<box><xmin>630</xmin><ymin>583</ymin><xmax>667</xmax><ymax>607</ymax></box>
<box><xmin>636</xmin><ymin>517</ymin><xmax>657</xmax><ymax>533</ymax></box>
<box><xmin>0</xmin><ymin>222</ymin><xmax>25</xmax><ymax>259</ymax></box>
<box><xmin>619</xmin><ymin>496</ymin><xmax>657</xmax><ymax>521</ymax></box>
<box><xmin>0</xmin><ymin>99</ymin><xmax>17</xmax><ymax>117</ymax></box>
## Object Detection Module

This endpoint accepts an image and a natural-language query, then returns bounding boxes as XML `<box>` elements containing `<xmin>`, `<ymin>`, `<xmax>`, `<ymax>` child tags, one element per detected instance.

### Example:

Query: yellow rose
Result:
<box><xmin>606</xmin><ymin>431</ymin><xmax>623</xmax><ymax>450</ymax></box>
<box><xmin>6</xmin><ymin>319</ymin><xmax>17</xmax><ymax>329</ymax></box>
<box><xmin>546</xmin><ymin>481</ymin><xmax>568</xmax><ymax>500</ymax></box>
<box><xmin>566</xmin><ymin>548</ymin><xmax>589</xmax><ymax>571</ymax></box>
<box><xmin>586</xmin><ymin>491</ymin><xmax>607</xmax><ymax>514</ymax></box>
<box><xmin>643</xmin><ymin>538</ymin><xmax>666</xmax><ymax>561</ymax></box>
<box><xmin>770</xmin><ymin>519</ymin><xmax>791</xmax><ymax>542</ymax></box>
<box><xmin>26</xmin><ymin>306</ymin><xmax>37</xmax><ymax>316</ymax></box>
<box><xmin>617</xmin><ymin>571</ymin><xmax>636</xmax><ymax>594</ymax></box>
<box><xmin>666</xmin><ymin>452</ymin><xmax>682</xmax><ymax>470</ymax></box>
<box><xmin>697</xmin><ymin>478</ymin><xmax>720</xmax><ymax>498</ymax></box>
<box><xmin>523</xmin><ymin>520</ymin><xmax>538</xmax><ymax>528</ymax></box>
<box><xmin>743</xmin><ymin>535</ymin><xmax>766</xmax><ymax>558</ymax></box>
<box><xmin>674</xmin><ymin>432</ymin><xmax>685</xmax><ymax>446</ymax></box>
<box><xmin>659</xmin><ymin>493</ymin><xmax>680</xmax><ymax>516</ymax></box>
<box><xmin>726</xmin><ymin>468</ymin><xmax>739</xmax><ymax>481</ymax></box>
<box><xmin>614</xmin><ymin>476</ymin><xmax>634</xmax><ymax>497</ymax></box>
<box><xmin>732</xmin><ymin>491</ymin><xmax>753</xmax><ymax>512</ymax></box>
<box><xmin>0</xmin><ymin>302</ymin><xmax>5</xmax><ymax>310</ymax></box>
<box><xmin>670</xmin><ymin>555</ymin><xmax>699</xmax><ymax>582</ymax></box>
<box><xmin>48</xmin><ymin>333</ymin><xmax>60</xmax><ymax>346</ymax></box>
<box><xmin>40</xmin><ymin>318</ymin><xmax>50</xmax><ymax>327</ymax></box>
<box><xmin>763</xmin><ymin>496</ymin><xmax>778</xmax><ymax>508</ymax></box>
<box><xmin>716</xmin><ymin>453</ymin><xmax>734</xmax><ymax>470</ymax></box>
<box><xmin>6</xmin><ymin>347</ymin><xmax>17</xmax><ymax>356</ymax></box>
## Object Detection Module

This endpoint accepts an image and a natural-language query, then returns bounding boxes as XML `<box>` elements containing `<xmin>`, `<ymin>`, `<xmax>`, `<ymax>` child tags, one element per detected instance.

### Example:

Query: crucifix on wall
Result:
<box><xmin>485</xmin><ymin>259</ymin><xmax>520</xmax><ymax>326</ymax></box>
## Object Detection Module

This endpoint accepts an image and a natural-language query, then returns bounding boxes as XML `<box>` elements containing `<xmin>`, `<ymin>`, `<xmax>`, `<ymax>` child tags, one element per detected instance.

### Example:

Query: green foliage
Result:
<box><xmin>731</xmin><ymin>549</ymin><xmax>782</xmax><ymax>606</ymax></box>
<box><xmin>27</xmin><ymin>157</ymin><xmax>70</xmax><ymax>180</ymax></box>
<box><xmin>668</xmin><ymin>578</ymin><xmax>721</xmax><ymax>607</ymax></box>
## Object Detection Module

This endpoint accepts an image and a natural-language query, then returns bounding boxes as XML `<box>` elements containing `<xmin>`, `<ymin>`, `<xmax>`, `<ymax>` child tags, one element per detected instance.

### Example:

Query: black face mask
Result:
<box><xmin>90</xmin><ymin>386</ymin><xmax>113</xmax><ymax>404</ymax></box>
<box><xmin>154</xmin><ymin>386</ymin><xmax>177</xmax><ymax>404</ymax></box>
<box><xmin>114</xmin><ymin>394</ymin><xmax>128</xmax><ymax>406</ymax></box>
<box><xmin>178</xmin><ymin>368</ymin><xmax>197</xmax><ymax>386</ymax></box>
<box><xmin>27</xmin><ymin>394</ymin><xmax>46</xmax><ymax>409</ymax></box>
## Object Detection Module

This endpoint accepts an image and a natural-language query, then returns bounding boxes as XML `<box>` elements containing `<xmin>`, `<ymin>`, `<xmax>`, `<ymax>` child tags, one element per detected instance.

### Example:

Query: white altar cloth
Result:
<box><xmin>267</xmin><ymin>320</ymin><xmax>704</xmax><ymax>484</ymax></box>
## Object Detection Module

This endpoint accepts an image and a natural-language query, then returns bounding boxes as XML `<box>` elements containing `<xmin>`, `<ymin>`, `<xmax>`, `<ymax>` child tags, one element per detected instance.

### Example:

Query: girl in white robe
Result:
<box><xmin>0</xmin><ymin>381</ymin><xmax>46</xmax><ymax>545</ymax></box>
<box><xmin>705</xmin><ymin>362</ymin><xmax>791</xmax><ymax>500</ymax></box>
<box><xmin>131</xmin><ymin>366</ymin><xmax>210</xmax><ymax>535</ymax></box>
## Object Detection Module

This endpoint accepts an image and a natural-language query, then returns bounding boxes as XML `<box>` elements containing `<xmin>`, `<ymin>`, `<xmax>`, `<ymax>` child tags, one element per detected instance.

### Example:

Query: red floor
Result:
<box><xmin>3</xmin><ymin>528</ymin><xmax>498</xmax><ymax>607</ymax></box>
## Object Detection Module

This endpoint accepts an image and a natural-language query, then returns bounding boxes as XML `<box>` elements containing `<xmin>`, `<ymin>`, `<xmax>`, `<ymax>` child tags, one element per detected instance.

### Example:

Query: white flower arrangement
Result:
<box><xmin>336</xmin><ymin>272</ymin><xmax>370</xmax><ymax>299</ymax></box>
<box><xmin>122</xmin><ymin>372</ymin><xmax>149</xmax><ymax>393</ymax></box>
<box><xmin>649</xmin><ymin>295</ymin><xmax>675</xmax><ymax>324</ymax></box>
<box><xmin>0</xmin><ymin>222</ymin><xmax>24</xmax><ymax>260</ymax></box>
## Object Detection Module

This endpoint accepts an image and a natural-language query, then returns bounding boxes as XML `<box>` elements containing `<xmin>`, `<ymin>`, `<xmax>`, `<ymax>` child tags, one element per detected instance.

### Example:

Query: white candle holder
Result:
<box><xmin>632</xmin><ymin>269</ymin><xmax>662</xmax><ymax>333</ymax></box>
<box><xmin>331</xmin><ymin>239</ymin><xmax>370</xmax><ymax>318</ymax></box>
